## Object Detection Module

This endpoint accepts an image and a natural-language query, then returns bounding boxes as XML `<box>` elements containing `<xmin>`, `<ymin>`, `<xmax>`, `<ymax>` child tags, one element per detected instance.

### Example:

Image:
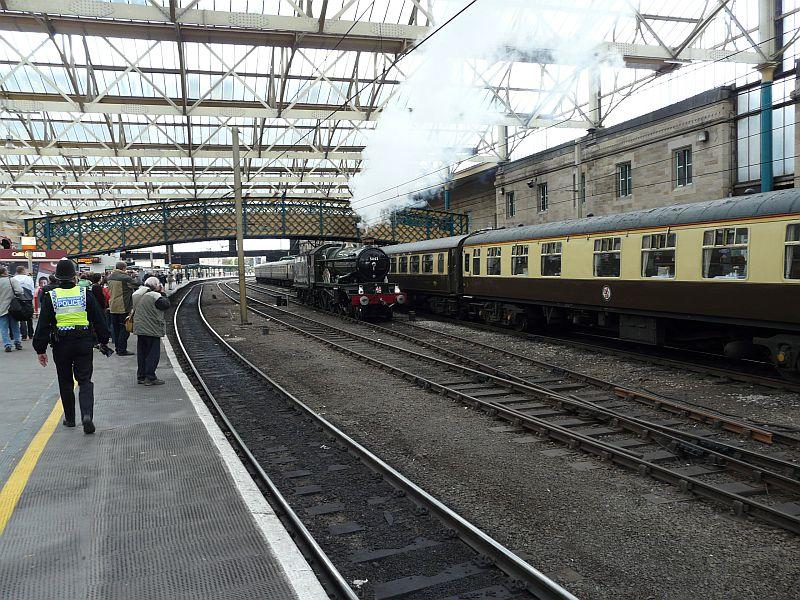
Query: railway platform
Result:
<box><xmin>0</xmin><ymin>296</ymin><xmax>327</xmax><ymax>599</ymax></box>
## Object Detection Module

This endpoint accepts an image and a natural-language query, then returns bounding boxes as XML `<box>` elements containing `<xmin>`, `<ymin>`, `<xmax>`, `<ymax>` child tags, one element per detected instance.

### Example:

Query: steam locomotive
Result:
<box><xmin>254</xmin><ymin>244</ymin><xmax>405</xmax><ymax>319</ymax></box>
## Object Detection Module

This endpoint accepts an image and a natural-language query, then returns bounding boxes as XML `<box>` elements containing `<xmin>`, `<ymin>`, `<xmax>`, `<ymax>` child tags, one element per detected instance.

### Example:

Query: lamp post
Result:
<box><xmin>231</xmin><ymin>126</ymin><xmax>248</xmax><ymax>325</ymax></box>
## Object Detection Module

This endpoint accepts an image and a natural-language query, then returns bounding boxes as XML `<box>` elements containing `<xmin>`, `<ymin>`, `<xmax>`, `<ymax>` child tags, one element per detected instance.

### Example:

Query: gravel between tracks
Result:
<box><xmin>203</xmin><ymin>286</ymin><xmax>800</xmax><ymax>600</ymax></box>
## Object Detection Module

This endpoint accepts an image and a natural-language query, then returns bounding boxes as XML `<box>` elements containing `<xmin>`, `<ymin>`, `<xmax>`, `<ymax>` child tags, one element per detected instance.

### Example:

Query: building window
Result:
<box><xmin>399</xmin><ymin>256</ymin><xmax>408</xmax><ymax>273</ymax></box>
<box><xmin>422</xmin><ymin>253</ymin><xmax>434</xmax><ymax>273</ymax></box>
<box><xmin>505</xmin><ymin>192</ymin><xmax>516</xmax><ymax>218</ymax></box>
<box><xmin>617</xmin><ymin>162</ymin><xmax>632</xmax><ymax>197</ymax></box>
<box><xmin>410</xmin><ymin>255</ymin><xmax>420</xmax><ymax>274</ymax></box>
<box><xmin>593</xmin><ymin>237</ymin><xmax>621</xmax><ymax>277</ymax></box>
<box><xmin>674</xmin><ymin>147</ymin><xmax>692</xmax><ymax>187</ymax></box>
<box><xmin>465</xmin><ymin>211</ymin><xmax>472</xmax><ymax>232</ymax></box>
<box><xmin>702</xmin><ymin>227</ymin><xmax>748</xmax><ymax>279</ymax></box>
<box><xmin>787</xmin><ymin>224</ymin><xmax>800</xmax><ymax>279</ymax></box>
<box><xmin>486</xmin><ymin>247</ymin><xmax>502</xmax><ymax>275</ymax></box>
<box><xmin>580</xmin><ymin>172</ymin><xmax>586</xmax><ymax>203</ymax></box>
<box><xmin>437</xmin><ymin>252</ymin><xmax>445</xmax><ymax>274</ymax></box>
<box><xmin>641</xmin><ymin>233</ymin><xmax>676</xmax><ymax>278</ymax></box>
<box><xmin>541</xmin><ymin>241</ymin><xmax>562</xmax><ymax>276</ymax></box>
<box><xmin>511</xmin><ymin>244</ymin><xmax>528</xmax><ymax>275</ymax></box>
<box><xmin>538</xmin><ymin>182</ymin><xmax>548</xmax><ymax>212</ymax></box>
<box><xmin>389</xmin><ymin>257</ymin><xmax>397</xmax><ymax>273</ymax></box>
<box><xmin>472</xmin><ymin>248</ymin><xmax>481</xmax><ymax>275</ymax></box>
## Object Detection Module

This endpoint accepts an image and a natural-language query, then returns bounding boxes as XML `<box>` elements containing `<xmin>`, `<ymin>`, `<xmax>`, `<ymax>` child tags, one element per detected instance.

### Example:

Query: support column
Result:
<box><xmin>573</xmin><ymin>141</ymin><xmax>582</xmax><ymax>219</ymax></box>
<box><xmin>231</xmin><ymin>126</ymin><xmax>248</xmax><ymax>325</ymax></box>
<box><xmin>759</xmin><ymin>64</ymin><xmax>775</xmax><ymax>192</ymax></box>
<box><xmin>759</xmin><ymin>0</ymin><xmax>777</xmax><ymax>192</ymax></box>
<box><xmin>443</xmin><ymin>182</ymin><xmax>451</xmax><ymax>211</ymax></box>
<box><xmin>497</xmin><ymin>125</ymin><xmax>509</xmax><ymax>162</ymax></box>
<box><xmin>588</xmin><ymin>72</ymin><xmax>601</xmax><ymax>129</ymax></box>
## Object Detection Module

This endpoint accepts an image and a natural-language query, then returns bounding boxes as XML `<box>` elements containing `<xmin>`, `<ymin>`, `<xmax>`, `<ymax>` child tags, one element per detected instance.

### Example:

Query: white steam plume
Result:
<box><xmin>350</xmin><ymin>0</ymin><xmax>629</xmax><ymax>225</ymax></box>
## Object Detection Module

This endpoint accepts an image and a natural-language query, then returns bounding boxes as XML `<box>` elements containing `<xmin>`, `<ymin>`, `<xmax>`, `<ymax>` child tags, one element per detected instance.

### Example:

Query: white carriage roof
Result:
<box><xmin>384</xmin><ymin>189</ymin><xmax>800</xmax><ymax>253</ymax></box>
<box><xmin>0</xmin><ymin>1</ymin><xmax>793</xmax><ymax>217</ymax></box>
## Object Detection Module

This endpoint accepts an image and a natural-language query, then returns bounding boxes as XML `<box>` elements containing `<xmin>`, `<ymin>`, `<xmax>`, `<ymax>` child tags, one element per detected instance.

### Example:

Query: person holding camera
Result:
<box><xmin>33</xmin><ymin>259</ymin><xmax>112</xmax><ymax>434</ymax></box>
<box><xmin>131</xmin><ymin>276</ymin><xmax>170</xmax><ymax>386</ymax></box>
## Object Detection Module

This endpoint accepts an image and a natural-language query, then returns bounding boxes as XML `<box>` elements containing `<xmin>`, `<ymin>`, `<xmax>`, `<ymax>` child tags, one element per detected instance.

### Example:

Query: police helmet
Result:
<box><xmin>54</xmin><ymin>258</ymin><xmax>77</xmax><ymax>281</ymax></box>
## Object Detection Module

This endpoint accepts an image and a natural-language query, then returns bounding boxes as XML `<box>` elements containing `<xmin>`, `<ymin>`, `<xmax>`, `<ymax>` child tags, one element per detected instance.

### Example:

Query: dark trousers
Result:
<box><xmin>53</xmin><ymin>336</ymin><xmax>95</xmax><ymax>423</ymax></box>
<box><xmin>136</xmin><ymin>335</ymin><xmax>161</xmax><ymax>381</ymax></box>
<box><xmin>19</xmin><ymin>318</ymin><xmax>34</xmax><ymax>338</ymax></box>
<box><xmin>110</xmin><ymin>313</ymin><xmax>130</xmax><ymax>353</ymax></box>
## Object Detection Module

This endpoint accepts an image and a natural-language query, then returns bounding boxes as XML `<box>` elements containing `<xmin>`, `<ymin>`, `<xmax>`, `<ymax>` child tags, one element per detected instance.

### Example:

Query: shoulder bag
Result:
<box><xmin>7</xmin><ymin>277</ymin><xmax>28</xmax><ymax>321</ymax></box>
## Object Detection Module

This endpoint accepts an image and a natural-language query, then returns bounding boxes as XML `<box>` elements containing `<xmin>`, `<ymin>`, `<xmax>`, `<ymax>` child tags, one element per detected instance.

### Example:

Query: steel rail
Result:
<box><xmin>417</xmin><ymin>309</ymin><xmax>800</xmax><ymax>394</ymax></box>
<box><xmin>224</xmin><ymin>282</ymin><xmax>800</xmax><ymax>535</ymax></box>
<box><xmin>172</xmin><ymin>285</ymin><xmax>359</xmax><ymax>600</ymax></box>
<box><xmin>241</xmin><ymin>283</ymin><xmax>800</xmax><ymax>478</ymax></box>
<box><xmin>191</xmin><ymin>284</ymin><xmax>577</xmax><ymax>600</ymax></box>
<box><xmin>246</xmin><ymin>280</ymin><xmax>800</xmax><ymax>446</ymax></box>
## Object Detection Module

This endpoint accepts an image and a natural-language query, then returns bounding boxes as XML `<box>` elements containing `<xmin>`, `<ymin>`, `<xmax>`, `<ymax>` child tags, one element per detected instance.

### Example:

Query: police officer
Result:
<box><xmin>33</xmin><ymin>258</ymin><xmax>112</xmax><ymax>434</ymax></box>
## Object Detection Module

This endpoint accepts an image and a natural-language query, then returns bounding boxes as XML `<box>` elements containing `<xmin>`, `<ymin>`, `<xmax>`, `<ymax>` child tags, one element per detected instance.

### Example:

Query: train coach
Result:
<box><xmin>254</xmin><ymin>255</ymin><xmax>295</xmax><ymax>285</ymax></box>
<box><xmin>382</xmin><ymin>189</ymin><xmax>800</xmax><ymax>377</ymax></box>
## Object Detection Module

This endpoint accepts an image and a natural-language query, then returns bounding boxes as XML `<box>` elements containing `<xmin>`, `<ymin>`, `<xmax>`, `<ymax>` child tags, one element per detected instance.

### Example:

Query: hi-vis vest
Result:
<box><xmin>49</xmin><ymin>287</ymin><xmax>89</xmax><ymax>330</ymax></box>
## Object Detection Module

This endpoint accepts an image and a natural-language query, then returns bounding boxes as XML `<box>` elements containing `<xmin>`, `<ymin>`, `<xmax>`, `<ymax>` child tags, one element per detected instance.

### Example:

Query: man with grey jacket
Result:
<box><xmin>132</xmin><ymin>277</ymin><xmax>170</xmax><ymax>385</ymax></box>
<box><xmin>107</xmin><ymin>261</ymin><xmax>139</xmax><ymax>356</ymax></box>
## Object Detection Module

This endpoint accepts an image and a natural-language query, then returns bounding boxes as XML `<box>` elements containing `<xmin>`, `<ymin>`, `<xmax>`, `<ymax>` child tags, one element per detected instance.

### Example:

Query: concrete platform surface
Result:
<box><xmin>0</xmin><ymin>304</ymin><xmax>327</xmax><ymax>599</ymax></box>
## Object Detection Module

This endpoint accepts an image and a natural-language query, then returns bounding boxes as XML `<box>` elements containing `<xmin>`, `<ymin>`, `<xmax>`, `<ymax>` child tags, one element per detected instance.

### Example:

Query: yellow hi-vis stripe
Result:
<box><xmin>0</xmin><ymin>399</ymin><xmax>62</xmax><ymax>536</ymax></box>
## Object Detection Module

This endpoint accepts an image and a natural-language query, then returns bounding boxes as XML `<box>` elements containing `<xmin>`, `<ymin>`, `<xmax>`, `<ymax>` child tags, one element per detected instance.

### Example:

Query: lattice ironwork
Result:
<box><xmin>367</xmin><ymin>208</ymin><xmax>469</xmax><ymax>244</ymax></box>
<box><xmin>24</xmin><ymin>197</ymin><xmax>466</xmax><ymax>255</ymax></box>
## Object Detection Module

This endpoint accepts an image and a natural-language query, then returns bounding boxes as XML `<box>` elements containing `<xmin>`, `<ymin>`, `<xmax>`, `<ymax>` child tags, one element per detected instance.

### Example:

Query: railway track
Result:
<box><xmin>416</xmin><ymin>309</ymin><xmax>800</xmax><ymax>394</ymax></box>
<box><xmin>227</xmin><ymin>281</ymin><xmax>800</xmax><ymax>535</ymax></box>
<box><xmin>246</xmin><ymin>281</ymin><xmax>800</xmax><ymax>447</ymax></box>
<box><xmin>173</xmin><ymin>283</ymin><xmax>575</xmax><ymax>600</ymax></box>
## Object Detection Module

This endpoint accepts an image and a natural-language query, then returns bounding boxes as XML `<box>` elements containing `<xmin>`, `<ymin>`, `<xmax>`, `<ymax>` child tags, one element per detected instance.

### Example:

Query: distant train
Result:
<box><xmin>254</xmin><ymin>244</ymin><xmax>405</xmax><ymax>319</ymax></box>
<box><xmin>382</xmin><ymin>190</ymin><xmax>800</xmax><ymax>378</ymax></box>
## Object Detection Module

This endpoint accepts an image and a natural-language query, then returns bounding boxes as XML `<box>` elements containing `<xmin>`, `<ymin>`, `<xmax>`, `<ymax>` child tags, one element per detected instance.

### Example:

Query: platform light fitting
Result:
<box><xmin>4</xmin><ymin>136</ymin><xmax>12</xmax><ymax>149</ymax></box>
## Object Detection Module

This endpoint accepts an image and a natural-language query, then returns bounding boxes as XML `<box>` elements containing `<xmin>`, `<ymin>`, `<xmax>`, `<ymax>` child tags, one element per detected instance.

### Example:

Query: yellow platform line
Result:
<box><xmin>0</xmin><ymin>399</ymin><xmax>62</xmax><ymax>536</ymax></box>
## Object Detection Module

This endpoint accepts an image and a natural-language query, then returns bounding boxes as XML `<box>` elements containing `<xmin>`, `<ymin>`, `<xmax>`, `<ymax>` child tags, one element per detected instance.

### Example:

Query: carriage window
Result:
<box><xmin>487</xmin><ymin>247</ymin><xmax>502</xmax><ymax>275</ymax></box>
<box><xmin>437</xmin><ymin>253</ymin><xmax>445</xmax><ymax>274</ymax></box>
<box><xmin>511</xmin><ymin>244</ymin><xmax>529</xmax><ymax>275</ymax></box>
<box><xmin>472</xmin><ymin>248</ymin><xmax>481</xmax><ymax>275</ymax></box>
<box><xmin>389</xmin><ymin>257</ymin><xmax>397</xmax><ymax>273</ymax></box>
<box><xmin>641</xmin><ymin>233</ymin><xmax>676</xmax><ymax>278</ymax></box>
<box><xmin>410</xmin><ymin>255</ymin><xmax>420</xmax><ymax>273</ymax></box>
<box><xmin>541</xmin><ymin>241</ymin><xmax>562</xmax><ymax>276</ymax></box>
<box><xmin>593</xmin><ymin>237</ymin><xmax>621</xmax><ymax>277</ymax></box>
<box><xmin>398</xmin><ymin>256</ymin><xmax>408</xmax><ymax>273</ymax></box>
<box><xmin>464</xmin><ymin>252</ymin><xmax>470</xmax><ymax>273</ymax></box>
<box><xmin>422</xmin><ymin>254</ymin><xmax>434</xmax><ymax>273</ymax></box>
<box><xmin>786</xmin><ymin>224</ymin><xmax>800</xmax><ymax>279</ymax></box>
<box><xmin>702</xmin><ymin>227</ymin><xmax>748</xmax><ymax>279</ymax></box>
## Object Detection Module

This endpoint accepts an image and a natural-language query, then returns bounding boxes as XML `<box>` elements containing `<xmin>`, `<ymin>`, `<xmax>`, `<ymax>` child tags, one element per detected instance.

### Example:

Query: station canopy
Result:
<box><xmin>0</xmin><ymin>0</ymin><xmax>795</xmax><ymax>217</ymax></box>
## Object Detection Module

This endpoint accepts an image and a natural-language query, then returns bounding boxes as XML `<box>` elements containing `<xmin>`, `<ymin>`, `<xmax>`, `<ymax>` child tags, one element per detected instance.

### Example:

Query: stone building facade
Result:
<box><xmin>429</xmin><ymin>83</ymin><xmax>797</xmax><ymax>231</ymax></box>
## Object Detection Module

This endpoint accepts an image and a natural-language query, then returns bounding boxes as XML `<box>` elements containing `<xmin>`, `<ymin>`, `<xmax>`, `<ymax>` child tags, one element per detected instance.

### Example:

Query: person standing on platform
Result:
<box><xmin>13</xmin><ymin>266</ymin><xmax>35</xmax><ymax>341</ymax></box>
<box><xmin>33</xmin><ymin>258</ymin><xmax>112</xmax><ymax>434</ymax></box>
<box><xmin>132</xmin><ymin>276</ymin><xmax>170</xmax><ymax>386</ymax></box>
<box><xmin>107</xmin><ymin>261</ymin><xmax>138</xmax><ymax>356</ymax></box>
<box><xmin>0</xmin><ymin>266</ymin><xmax>24</xmax><ymax>352</ymax></box>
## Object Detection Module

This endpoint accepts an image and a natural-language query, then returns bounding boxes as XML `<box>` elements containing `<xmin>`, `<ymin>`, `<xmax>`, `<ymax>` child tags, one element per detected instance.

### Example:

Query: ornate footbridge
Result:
<box><xmin>24</xmin><ymin>197</ymin><xmax>467</xmax><ymax>257</ymax></box>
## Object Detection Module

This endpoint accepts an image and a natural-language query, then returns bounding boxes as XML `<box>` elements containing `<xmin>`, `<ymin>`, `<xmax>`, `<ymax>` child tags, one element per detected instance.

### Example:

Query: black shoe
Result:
<box><xmin>82</xmin><ymin>415</ymin><xmax>95</xmax><ymax>434</ymax></box>
<box><xmin>63</xmin><ymin>419</ymin><xmax>75</xmax><ymax>427</ymax></box>
<box><xmin>117</xmin><ymin>350</ymin><xmax>133</xmax><ymax>356</ymax></box>
<box><xmin>21</xmin><ymin>336</ymin><xmax>28</xmax><ymax>340</ymax></box>
<box><xmin>14</xmin><ymin>343</ymin><xmax>22</xmax><ymax>350</ymax></box>
<box><xmin>145</xmin><ymin>378</ymin><xmax>165</xmax><ymax>386</ymax></box>
<box><xmin>137</xmin><ymin>379</ymin><xmax>146</xmax><ymax>384</ymax></box>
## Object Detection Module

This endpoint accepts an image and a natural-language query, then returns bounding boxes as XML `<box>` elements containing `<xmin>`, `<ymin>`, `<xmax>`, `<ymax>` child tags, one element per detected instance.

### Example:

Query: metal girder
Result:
<box><xmin>0</xmin><ymin>147</ymin><xmax>363</xmax><ymax>160</ymax></box>
<box><xmin>0</xmin><ymin>174</ymin><xmax>350</xmax><ymax>185</ymax></box>
<box><xmin>0</xmin><ymin>95</ymin><xmax>589</xmax><ymax>128</ymax></box>
<box><xmin>0</xmin><ymin>0</ymin><xmax>427</xmax><ymax>53</ymax></box>
<box><xmin>3</xmin><ymin>191</ymin><xmax>350</xmax><ymax>201</ymax></box>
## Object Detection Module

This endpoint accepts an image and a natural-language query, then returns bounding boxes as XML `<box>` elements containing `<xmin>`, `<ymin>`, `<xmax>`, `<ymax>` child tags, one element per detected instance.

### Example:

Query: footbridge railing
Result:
<box><xmin>24</xmin><ymin>197</ymin><xmax>467</xmax><ymax>256</ymax></box>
